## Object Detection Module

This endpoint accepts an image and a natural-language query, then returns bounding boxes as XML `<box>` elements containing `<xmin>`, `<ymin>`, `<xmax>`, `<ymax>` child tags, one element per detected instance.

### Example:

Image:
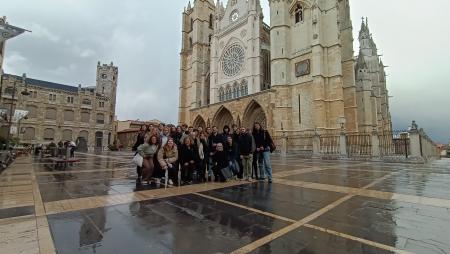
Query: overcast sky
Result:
<box><xmin>1</xmin><ymin>0</ymin><xmax>449</xmax><ymax>143</ymax></box>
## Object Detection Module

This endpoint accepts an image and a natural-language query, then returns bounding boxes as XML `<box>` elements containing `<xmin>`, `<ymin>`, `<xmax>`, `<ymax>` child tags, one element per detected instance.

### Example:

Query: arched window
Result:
<box><xmin>233</xmin><ymin>85</ymin><xmax>238</xmax><ymax>98</ymax></box>
<box><xmin>82</xmin><ymin>99</ymin><xmax>91</xmax><ymax>105</ymax></box>
<box><xmin>226</xmin><ymin>86</ymin><xmax>232</xmax><ymax>100</ymax></box>
<box><xmin>23</xmin><ymin>127</ymin><xmax>35</xmax><ymax>141</ymax></box>
<box><xmin>81</xmin><ymin>111</ymin><xmax>90</xmax><ymax>123</ymax></box>
<box><xmin>208</xmin><ymin>34</ymin><xmax>212</xmax><ymax>45</ymax></box>
<box><xmin>96</xmin><ymin>113</ymin><xmax>105</xmax><ymax>124</ymax></box>
<box><xmin>189</xmin><ymin>37</ymin><xmax>193</xmax><ymax>49</ymax></box>
<box><xmin>43</xmin><ymin>128</ymin><xmax>55</xmax><ymax>141</ymax></box>
<box><xmin>190</xmin><ymin>18</ymin><xmax>194</xmax><ymax>30</ymax></box>
<box><xmin>62</xmin><ymin>129</ymin><xmax>73</xmax><ymax>141</ymax></box>
<box><xmin>45</xmin><ymin>108</ymin><xmax>57</xmax><ymax>120</ymax></box>
<box><xmin>295</xmin><ymin>4</ymin><xmax>304</xmax><ymax>23</ymax></box>
<box><xmin>79</xmin><ymin>130</ymin><xmax>89</xmax><ymax>142</ymax></box>
<box><xmin>64</xmin><ymin>110</ymin><xmax>74</xmax><ymax>122</ymax></box>
<box><xmin>209</xmin><ymin>14</ymin><xmax>213</xmax><ymax>28</ymax></box>
<box><xmin>219</xmin><ymin>88</ymin><xmax>224</xmax><ymax>102</ymax></box>
<box><xmin>4</xmin><ymin>87</ymin><xmax>14</xmax><ymax>96</ymax></box>
<box><xmin>26</xmin><ymin>105</ymin><xmax>38</xmax><ymax>119</ymax></box>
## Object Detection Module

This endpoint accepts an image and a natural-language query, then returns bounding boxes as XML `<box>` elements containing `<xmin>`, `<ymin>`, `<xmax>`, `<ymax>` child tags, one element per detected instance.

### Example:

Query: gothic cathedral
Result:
<box><xmin>179</xmin><ymin>0</ymin><xmax>392</xmax><ymax>143</ymax></box>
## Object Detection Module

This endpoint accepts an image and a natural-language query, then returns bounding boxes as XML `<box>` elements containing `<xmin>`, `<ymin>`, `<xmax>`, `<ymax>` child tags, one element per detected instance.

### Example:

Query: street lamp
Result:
<box><xmin>5</xmin><ymin>73</ymin><xmax>29</xmax><ymax>149</ymax></box>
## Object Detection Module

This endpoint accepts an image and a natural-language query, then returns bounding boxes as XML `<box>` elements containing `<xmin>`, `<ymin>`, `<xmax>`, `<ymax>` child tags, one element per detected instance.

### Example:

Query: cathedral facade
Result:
<box><xmin>179</xmin><ymin>0</ymin><xmax>392</xmax><ymax>143</ymax></box>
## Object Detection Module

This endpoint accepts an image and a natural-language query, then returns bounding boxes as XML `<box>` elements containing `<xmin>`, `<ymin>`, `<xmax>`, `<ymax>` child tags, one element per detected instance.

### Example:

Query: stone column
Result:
<box><xmin>408</xmin><ymin>130</ymin><xmax>422</xmax><ymax>159</ymax></box>
<box><xmin>339</xmin><ymin>131</ymin><xmax>347</xmax><ymax>157</ymax></box>
<box><xmin>313</xmin><ymin>130</ymin><xmax>321</xmax><ymax>158</ymax></box>
<box><xmin>371</xmin><ymin>129</ymin><xmax>380</xmax><ymax>158</ymax></box>
<box><xmin>281</xmin><ymin>131</ymin><xmax>288</xmax><ymax>157</ymax></box>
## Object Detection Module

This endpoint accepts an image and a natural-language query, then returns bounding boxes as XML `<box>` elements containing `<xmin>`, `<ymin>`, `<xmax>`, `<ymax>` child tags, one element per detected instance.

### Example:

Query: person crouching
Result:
<box><xmin>157</xmin><ymin>138</ymin><xmax>178</xmax><ymax>186</ymax></box>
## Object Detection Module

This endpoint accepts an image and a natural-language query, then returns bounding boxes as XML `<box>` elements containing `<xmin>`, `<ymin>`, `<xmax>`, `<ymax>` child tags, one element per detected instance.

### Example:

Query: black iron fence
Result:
<box><xmin>379</xmin><ymin>130</ymin><xmax>410</xmax><ymax>158</ymax></box>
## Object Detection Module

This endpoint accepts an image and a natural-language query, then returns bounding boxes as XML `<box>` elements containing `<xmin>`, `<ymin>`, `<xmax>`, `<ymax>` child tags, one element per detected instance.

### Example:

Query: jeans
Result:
<box><xmin>241</xmin><ymin>155</ymin><xmax>253</xmax><ymax>179</ymax></box>
<box><xmin>257</xmin><ymin>151</ymin><xmax>273</xmax><ymax>180</ymax></box>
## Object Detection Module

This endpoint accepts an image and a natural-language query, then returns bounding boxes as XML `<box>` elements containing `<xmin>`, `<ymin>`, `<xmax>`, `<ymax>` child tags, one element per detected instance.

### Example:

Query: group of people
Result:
<box><xmin>132</xmin><ymin>122</ymin><xmax>275</xmax><ymax>186</ymax></box>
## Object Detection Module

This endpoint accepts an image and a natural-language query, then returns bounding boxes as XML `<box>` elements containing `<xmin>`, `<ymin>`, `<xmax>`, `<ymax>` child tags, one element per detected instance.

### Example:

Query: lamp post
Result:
<box><xmin>17</xmin><ymin>115</ymin><xmax>28</xmax><ymax>139</ymax></box>
<box><xmin>5</xmin><ymin>73</ymin><xmax>29</xmax><ymax>149</ymax></box>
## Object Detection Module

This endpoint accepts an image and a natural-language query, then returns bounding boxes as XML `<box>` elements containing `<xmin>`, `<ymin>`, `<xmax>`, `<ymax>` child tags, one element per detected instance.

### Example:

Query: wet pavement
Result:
<box><xmin>1</xmin><ymin>151</ymin><xmax>450</xmax><ymax>254</ymax></box>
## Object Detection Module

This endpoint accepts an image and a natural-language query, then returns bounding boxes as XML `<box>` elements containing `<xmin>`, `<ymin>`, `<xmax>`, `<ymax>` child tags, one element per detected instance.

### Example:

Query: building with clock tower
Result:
<box><xmin>0</xmin><ymin>61</ymin><xmax>118</xmax><ymax>150</ymax></box>
<box><xmin>179</xmin><ymin>0</ymin><xmax>392</xmax><ymax>152</ymax></box>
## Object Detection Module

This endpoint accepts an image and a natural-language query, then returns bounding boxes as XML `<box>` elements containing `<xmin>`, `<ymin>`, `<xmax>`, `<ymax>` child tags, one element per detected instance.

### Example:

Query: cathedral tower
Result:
<box><xmin>179</xmin><ymin>0</ymin><xmax>215</xmax><ymax>124</ymax></box>
<box><xmin>269</xmin><ymin>0</ymin><xmax>358</xmax><ymax>132</ymax></box>
<box><xmin>355</xmin><ymin>18</ymin><xmax>392</xmax><ymax>132</ymax></box>
<box><xmin>96</xmin><ymin>61</ymin><xmax>118</xmax><ymax>124</ymax></box>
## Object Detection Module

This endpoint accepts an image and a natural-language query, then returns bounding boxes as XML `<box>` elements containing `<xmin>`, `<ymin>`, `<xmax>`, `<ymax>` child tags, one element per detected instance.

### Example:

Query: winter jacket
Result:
<box><xmin>253</xmin><ymin>130</ymin><xmax>273</xmax><ymax>151</ymax></box>
<box><xmin>157</xmin><ymin>146</ymin><xmax>178</xmax><ymax>168</ymax></box>
<box><xmin>132</xmin><ymin>133</ymin><xmax>145</xmax><ymax>151</ymax></box>
<box><xmin>224</xmin><ymin>142</ymin><xmax>239</xmax><ymax>161</ymax></box>
<box><xmin>208</xmin><ymin>133</ymin><xmax>224</xmax><ymax>151</ymax></box>
<box><xmin>213</xmin><ymin>150</ymin><xmax>229</xmax><ymax>169</ymax></box>
<box><xmin>137</xmin><ymin>144</ymin><xmax>158</xmax><ymax>158</ymax></box>
<box><xmin>179</xmin><ymin>144</ymin><xmax>197</xmax><ymax>164</ymax></box>
<box><xmin>238</xmin><ymin>133</ymin><xmax>255</xmax><ymax>156</ymax></box>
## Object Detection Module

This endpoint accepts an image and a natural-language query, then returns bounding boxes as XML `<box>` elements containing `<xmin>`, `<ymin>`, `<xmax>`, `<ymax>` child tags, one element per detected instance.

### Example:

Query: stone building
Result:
<box><xmin>179</xmin><ymin>0</ymin><xmax>392</xmax><ymax>146</ymax></box>
<box><xmin>0</xmin><ymin>62</ymin><xmax>118</xmax><ymax>150</ymax></box>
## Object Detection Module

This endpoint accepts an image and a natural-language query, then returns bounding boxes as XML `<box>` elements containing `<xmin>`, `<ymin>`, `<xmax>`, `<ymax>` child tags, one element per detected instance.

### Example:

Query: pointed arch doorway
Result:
<box><xmin>193</xmin><ymin>115</ymin><xmax>207</xmax><ymax>129</ymax></box>
<box><xmin>243</xmin><ymin>100</ymin><xmax>267</xmax><ymax>129</ymax></box>
<box><xmin>212</xmin><ymin>106</ymin><xmax>234</xmax><ymax>130</ymax></box>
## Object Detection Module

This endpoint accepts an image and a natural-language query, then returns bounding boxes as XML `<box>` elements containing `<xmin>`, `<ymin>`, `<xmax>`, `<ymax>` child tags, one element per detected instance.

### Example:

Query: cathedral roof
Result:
<box><xmin>3</xmin><ymin>73</ymin><xmax>79</xmax><ymax>93</ymax></box>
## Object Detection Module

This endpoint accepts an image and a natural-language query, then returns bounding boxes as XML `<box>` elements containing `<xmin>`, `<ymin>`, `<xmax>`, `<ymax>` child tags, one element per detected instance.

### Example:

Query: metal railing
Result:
<box><xmin>378</xmin><ymin>130</ymin><xmax>410</xmax><ymax>158</ymax></box>
<box><xmin>346</xmin><ymin>133</ymin><xmax>372</xmax><ymax>157</ymax></box>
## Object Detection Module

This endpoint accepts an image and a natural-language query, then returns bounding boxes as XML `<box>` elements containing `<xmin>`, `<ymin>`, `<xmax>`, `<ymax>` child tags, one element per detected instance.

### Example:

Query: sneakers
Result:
<box><xmin>168</xmin><ymin>179</ymin><xmax>174</xmax><ymax>185</ymax></box>
<box><xmin>155</xmin><ymin>178</ymin><xmax>161</xmax><ymax>185</ymax></box>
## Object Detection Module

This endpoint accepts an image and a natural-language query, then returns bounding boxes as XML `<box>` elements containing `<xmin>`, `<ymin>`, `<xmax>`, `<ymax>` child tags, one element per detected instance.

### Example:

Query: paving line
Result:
<box><xmin>198</xmin><ymin>192</ymin><xmax>414</xmax><ymax>254</ymax></box>
<box><xmin>302</xmin><ymin>224</ymin><xmax>415</xmax><ymax>254</ymax></box>
<box><xmin>194</xmin><ymin>193</ymin><xmax>296</xmax><ymax>223</ymax></box>
<box><xmin>274</xmin><ymin>178</ymin><xmax>450</xmax><ymax>209</ymax></box>
<box><xmin>43</xmin><ymin>181</ymin><xmax>251</xmax><ymax>215</ymax></box>
<box><xmin>230</xmin><ymin>173</ymin><xmax>397</xmax><ymax>253</ymax></box>
<box><xmin>35</xmin><ymin>167</ymin><xmax>135</xmax><ymax>176</ymax></box>
<box><xmin>76</xmin><ymin>152</ymin><xmax>131</xmax><ymax>162</ymax></box>
<box><xmin>30</xmin><ymin>164</ymin><xmax>56</xmax><ymax>254</ymax></box>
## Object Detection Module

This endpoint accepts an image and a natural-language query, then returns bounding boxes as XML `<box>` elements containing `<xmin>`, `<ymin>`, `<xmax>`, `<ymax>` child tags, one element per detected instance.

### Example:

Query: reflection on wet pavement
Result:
<box><xmin>2</xmin><ymin>151</ymin><xmax>450</xmax><ymax>254</ymax></box>
<box><xmin>250</xmin><ymin>226</ymin><xmax>394</xmax><ymax>254</ymax></box>
<box><xmin>202</xmin><ymin>182</ymin><xmax>345</xmax><ymax>220</ymax></box>
<box><xmin>47</xmin><ymin>194</ymin><xmax>289</xmax><ymax>254</ymax></box>
<box><xmin>310</xmin><ymin>196</ymin><xmax>450</xmax><ymax>254</ymax></box>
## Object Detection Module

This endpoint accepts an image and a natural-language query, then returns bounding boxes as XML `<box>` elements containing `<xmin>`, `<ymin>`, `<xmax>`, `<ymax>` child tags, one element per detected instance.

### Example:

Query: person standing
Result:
<box><xmin>179</xmin><ymin>137</ymin><xmax>196</xmax><ymax>184</ymax></box>
<box><xmin>199</xmin><ymin>131</ymin><xmax>210</xmax><ymax>181</ymax></box>
<box><xmin>224</xmin><ymin>136</ymin><xmax>239</xmax><ymax>178</ymax></box>
<box><xmin>238</xmin><ymin>127</ymin><xmax>255</xmax><ymax>181</ymax></box>
<box><xmin>132</xmin><ymin>126</ymin><xmax>146</xmax><ymax>182</ymax></box>
<box><xmin>157</xmin><ymin>138</ymin><xmax>178</xmax><ymax>186</ymax></box>
<box><xmin>160</xmin><ymin>126</ymin><xmax>171</xmax><ymax>147</ymax></box>
<box><xmin>252</xmin><ymin>122</ymin><xmax>274</xmax><ymax>183</ymax></box>
<box><xmin>137</xmin><ymin>135</ymin><xmax>160</xmax><ymax>185</ymax></box>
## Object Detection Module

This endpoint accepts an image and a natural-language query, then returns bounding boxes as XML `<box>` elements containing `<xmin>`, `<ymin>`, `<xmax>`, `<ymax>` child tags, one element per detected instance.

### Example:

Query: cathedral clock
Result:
<box><xmin>231</xmin><ymin>10</ymin><xmax>239</xmax><ymax>22</ymax></box>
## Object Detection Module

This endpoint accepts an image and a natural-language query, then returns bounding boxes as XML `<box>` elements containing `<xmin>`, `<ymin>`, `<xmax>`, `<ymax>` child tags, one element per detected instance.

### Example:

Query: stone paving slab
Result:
<box><xmin>1</xmin><ymin>153</ymin><xmax>450</xmax><ymax>254</ymax></box>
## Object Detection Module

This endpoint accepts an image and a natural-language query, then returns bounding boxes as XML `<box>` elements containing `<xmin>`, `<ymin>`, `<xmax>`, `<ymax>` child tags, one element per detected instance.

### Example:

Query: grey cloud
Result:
<box><xmin>1</xmin><ymin>0</ymin><xmax>449</xmax><ymax>143</ymax></box>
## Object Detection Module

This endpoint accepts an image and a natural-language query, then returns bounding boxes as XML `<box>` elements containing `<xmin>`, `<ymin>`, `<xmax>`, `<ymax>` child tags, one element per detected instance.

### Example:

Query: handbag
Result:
<box><xmin>220</xmin><ymin>166</ymin><xmax>233</xmax><ymax>180</ymax></box>
<box><xmin>132</xmin><ymin>153</ymin><xmax>143</xmax><ymax>167</ymax></box>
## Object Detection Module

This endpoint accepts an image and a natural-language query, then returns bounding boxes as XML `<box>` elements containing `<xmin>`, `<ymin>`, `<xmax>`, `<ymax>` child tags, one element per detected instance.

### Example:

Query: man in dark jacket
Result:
<box><xmin>238</xmin><ymin>127</ymin><xmax>255</xmax><ymax>181</ymax></box>
<box><xmin>252</xmin><ymin>122</ymin><xmax>274</xmax><ymax>183</ymax></box>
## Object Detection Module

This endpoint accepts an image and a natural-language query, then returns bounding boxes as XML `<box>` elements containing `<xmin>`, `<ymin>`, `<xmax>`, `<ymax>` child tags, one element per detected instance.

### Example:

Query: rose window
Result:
<box><xmin>221</xmin><ymin>44</ymin><xmax>245</xmax><ymax>77</ymax></box>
